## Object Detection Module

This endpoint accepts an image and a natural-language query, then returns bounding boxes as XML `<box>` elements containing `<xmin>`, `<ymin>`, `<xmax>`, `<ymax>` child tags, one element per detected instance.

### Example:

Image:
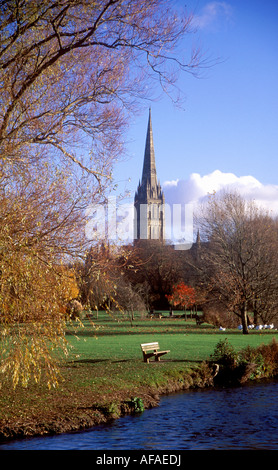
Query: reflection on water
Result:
<box><xmin>1</xmin><ymin>381</ymin><xmax>278</xmax><ymax>450</ymax></box>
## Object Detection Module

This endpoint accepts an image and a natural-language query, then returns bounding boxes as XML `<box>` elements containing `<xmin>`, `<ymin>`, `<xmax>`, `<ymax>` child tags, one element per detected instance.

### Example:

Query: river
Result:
<box><xmin>1</xmin><ymin>381</ymin><xmax>278</xmax><ymax>450</ymax></box>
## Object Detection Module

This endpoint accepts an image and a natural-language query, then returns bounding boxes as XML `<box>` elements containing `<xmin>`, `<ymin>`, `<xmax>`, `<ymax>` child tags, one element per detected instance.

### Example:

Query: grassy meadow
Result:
<box><xmin>1</xmin><ymin>310</ymin><xmax>277</xmax><ymax>440</ymax></box>
<box><xmin>66</xmin><ymin>311</ymin><xmax>277</xmax><ymax>364</ymax></box>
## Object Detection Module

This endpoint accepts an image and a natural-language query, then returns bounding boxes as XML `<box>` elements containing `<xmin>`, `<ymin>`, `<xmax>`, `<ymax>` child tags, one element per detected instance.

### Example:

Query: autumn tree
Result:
<box><xmin>247</xmin><ymin>216</ymin><xmax>278</xmax><ymax>325</ymax></box>
<box><xmin>113</xmin><ymin>278</ymin><xmax>147</xmax><ymax>324</ymax></box>
<box><xmin>197</xmin><ymin>192</ymin><xmax>278</xmax><ymax>334</ymax></box>
<box><xmin>0</xmin><ymin>0</ymin><xmax>204</xmax><ymax>387</ymax></box>
<box><xmin>0</xmin><ymin>0</ymin><xmax>202</xmax><ymax>176</ymax></box>
<box><xmin>79</xmin><ymin>244</ymin><xmax>120</xmax><ymax>314</ymax></box>
<box><xmin>77</xmin><ymin>241</ymin><xmax>147</xmax><ymax>325</ymax></box>
<box><xmin>0</xmin><ymin>165</ymin><xmax>89</xmax><ymax>388</ymax></box>
<box><xmin>166</xmin><ymin>282</ymin><xmax>196</xmax><ymax>312</ymax></box>
<box><xmin>122</xmin><ymin>240</ymin><xmax>186</xmax><ymax>309</ymax></box>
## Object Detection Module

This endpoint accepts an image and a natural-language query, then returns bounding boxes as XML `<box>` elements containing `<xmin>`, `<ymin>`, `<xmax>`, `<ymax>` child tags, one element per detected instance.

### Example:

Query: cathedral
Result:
<box><xmin>134</xmin><ymin>109</ymin><xmax>165</xmax><ymax>241</ymax></box>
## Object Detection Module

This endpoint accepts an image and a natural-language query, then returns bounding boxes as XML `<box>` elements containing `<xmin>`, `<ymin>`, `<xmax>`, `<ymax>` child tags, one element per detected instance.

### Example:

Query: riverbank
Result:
<box><xmin>1</xmin><ymin>314</ymin><xmax>278</xmax><ymax>442</ymax></box>
<box><xmin>0</xmin><ymin>362</ymin><xmax>218</xmax><ymax>441</ymax></box>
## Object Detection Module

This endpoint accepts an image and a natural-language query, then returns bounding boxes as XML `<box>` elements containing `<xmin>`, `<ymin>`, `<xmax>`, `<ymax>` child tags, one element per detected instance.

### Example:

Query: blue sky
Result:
<box><xmin>112</xmin><ymin>0</ymin><xmax>278</xmax><ymax>216</ymax></box>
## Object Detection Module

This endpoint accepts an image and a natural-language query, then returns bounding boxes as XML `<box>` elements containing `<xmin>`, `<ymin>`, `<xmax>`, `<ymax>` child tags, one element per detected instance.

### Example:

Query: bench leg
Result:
<box><xmin>143</xmin><ymin>353</ymin><xmax>155</xmax><ymax>363</ymax></box>
<box><xmin>143</xmin><ymin>354</ymin><xmax>149</xmax><ymax>363</ymax></box>
<box><xmin>155</xmin><ymin>352</ymin><xmax>168</xmax><ymax>362</ymax></box>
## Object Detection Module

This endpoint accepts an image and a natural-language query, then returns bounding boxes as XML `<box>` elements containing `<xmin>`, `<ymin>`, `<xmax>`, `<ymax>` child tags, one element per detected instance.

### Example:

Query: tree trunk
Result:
<box><xmin>253</xmin><ymin>307</ymin><xmax>258</xmax><ymax>326</ymax></box>
<box><xmin>241</xmin><ymin>302</ymin><xmax>249</xmax><ymax>334</ymax></box>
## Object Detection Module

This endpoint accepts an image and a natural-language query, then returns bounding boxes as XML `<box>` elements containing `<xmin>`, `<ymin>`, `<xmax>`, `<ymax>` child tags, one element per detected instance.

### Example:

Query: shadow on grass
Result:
<box><xmin>71</xmin><ymin>358</ymin><xmax>203</xmax><ymax>365</ymax></box>
<box><xmin>69</xmin><ymin>358</ymin><xmax>147</xmax><ymax>367</ymax></box>
<box><xmin>65</xmin><ymin>328</ymin><xmax>216</xmax><ymax>338</ymax></box>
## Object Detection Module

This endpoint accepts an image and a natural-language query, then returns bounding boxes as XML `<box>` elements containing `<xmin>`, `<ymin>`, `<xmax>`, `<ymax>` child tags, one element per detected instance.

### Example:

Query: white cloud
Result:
<box><xmin>163</xmin><ymin>170</ymin><xmax>278</xmax><ymax>215</ymax></box>
<box><xmin>193</xmin><ymin>1</ymin><xmax>234</xmax><ymax>31</ymax></box>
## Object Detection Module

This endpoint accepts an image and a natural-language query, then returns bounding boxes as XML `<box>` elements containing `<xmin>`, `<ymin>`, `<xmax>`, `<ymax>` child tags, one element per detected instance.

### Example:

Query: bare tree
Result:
<box><xmin>249</xmin><ymin>216</ymin><xmax>278</xmax><ymax>325</ymax></box>
<box><xmin>197</xmin><ymin>192</ymin><xmax>278</xmax><ymax>334</ymax></box>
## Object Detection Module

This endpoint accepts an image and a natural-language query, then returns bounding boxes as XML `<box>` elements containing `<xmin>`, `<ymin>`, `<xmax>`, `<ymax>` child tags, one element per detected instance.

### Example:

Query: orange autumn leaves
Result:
<box><xmin>166</xmin><ymin>282</ymin><xmax>196</xmax><ymax>310</ymax></box>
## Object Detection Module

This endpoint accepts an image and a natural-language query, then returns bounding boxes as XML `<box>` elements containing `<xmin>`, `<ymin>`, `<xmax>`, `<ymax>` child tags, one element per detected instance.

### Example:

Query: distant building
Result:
<box><xmin>134</xmin><ymin>109</ymin><xmax>165</xmax><ymax>241</ymax></box>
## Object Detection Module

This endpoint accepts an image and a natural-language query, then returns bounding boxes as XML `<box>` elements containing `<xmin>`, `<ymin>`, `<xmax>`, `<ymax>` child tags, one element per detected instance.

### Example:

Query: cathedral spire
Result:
<box><xmin>141</xmin><ymin>107</ymin><xmax>157</xmax><ymax>190</ymax></box>
<box><xmin>134</xmin><ymin>109</ymin><xmax>165</xmax><ymax>241</ymax></box>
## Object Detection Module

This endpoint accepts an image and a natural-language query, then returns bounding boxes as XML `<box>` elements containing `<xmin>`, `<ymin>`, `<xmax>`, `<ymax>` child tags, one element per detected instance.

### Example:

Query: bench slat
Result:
<box><xmin>141</xmin><ymin>342</ymin><xmax>159</xmax><ymax>351</ymax></box>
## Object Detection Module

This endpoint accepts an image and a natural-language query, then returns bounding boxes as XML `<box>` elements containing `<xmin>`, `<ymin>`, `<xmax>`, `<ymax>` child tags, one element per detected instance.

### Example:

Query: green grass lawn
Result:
<box><xmin>66</xmin><ymin>312</ymin><xmax>277</xmax><ymax>365</ymax></box>
<box><xmin>62</xmin><ymin>312</ymin><xmax>278</xmax><ymax>397</ymax></box>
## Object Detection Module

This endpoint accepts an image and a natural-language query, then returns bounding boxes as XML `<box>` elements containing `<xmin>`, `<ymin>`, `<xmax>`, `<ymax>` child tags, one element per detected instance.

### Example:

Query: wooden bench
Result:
<box><xmin>140</xmin><ymin>342</ymin><xmax>170</xmax><ymax>363</ymax></box>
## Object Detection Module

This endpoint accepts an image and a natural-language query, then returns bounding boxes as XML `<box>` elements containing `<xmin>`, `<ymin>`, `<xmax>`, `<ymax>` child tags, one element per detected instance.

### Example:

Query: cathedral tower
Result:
<box><xmin>134</xmin><ymin>109</ymin><xmax>165</xmax><ymax>241</ymax></box>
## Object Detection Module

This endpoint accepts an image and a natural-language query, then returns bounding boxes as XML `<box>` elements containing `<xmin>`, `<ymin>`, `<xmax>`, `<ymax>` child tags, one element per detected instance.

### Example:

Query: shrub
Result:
<box><xmin>202</xmin><ymin>302</ymin><xmax>238</xmax><ymax>328</ymax></box>
<box><xmin>257</xmin><ymin>338</ymin><xmax>278</xmax><ymax>377</ymax></box>
<box><xmin>210</xmin><ymin>338</ymin><xmax>238</xmax><ymax>368</ymax></box>
<box><xmin>238</xmin><ymin>345</ymin><xmax>265</xmax><ymax>380</ymax></box>
<box><xmin>130</xmin><ymin>397</ymin><xmax>145</xmax><ymax>413</ymax></box>
<box><xmin>210</xmin><ymin>338</ymin><xmax>278</xmax><ymax>385</ymax></box>
<box><xmin>239</xmin><ymin>339</ymin><xmax>278</xmax><ymax>378</ymax></box>
<box><xmin>258</xmin><ymin>338</ymin><xmax>278</xmax><ymax>363</ymax></box>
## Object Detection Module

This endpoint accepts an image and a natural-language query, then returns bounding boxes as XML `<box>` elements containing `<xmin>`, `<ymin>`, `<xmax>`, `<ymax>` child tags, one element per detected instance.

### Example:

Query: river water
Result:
<box><xmin>1</xmin><ymin>381</ymin><xmax>278</xmax><ymax>450</ymax></box>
